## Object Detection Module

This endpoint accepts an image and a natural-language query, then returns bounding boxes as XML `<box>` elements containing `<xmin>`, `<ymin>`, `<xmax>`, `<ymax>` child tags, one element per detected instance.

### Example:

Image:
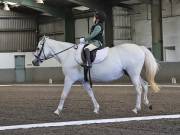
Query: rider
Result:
<box><xmin>80</xmin><ymin>11</ymin><xmax>106</xmax><ymax>68</ymax></box>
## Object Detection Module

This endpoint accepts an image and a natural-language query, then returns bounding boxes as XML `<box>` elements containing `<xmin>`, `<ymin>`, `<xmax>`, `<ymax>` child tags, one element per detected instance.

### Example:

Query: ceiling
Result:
<box><xmin>0</xmin><ymin>0</ymin><xmax>148</xmax><ymax>16</ymax></box>
<box><xmin>43</xmin><ymin>0</ymin><xmax>146</xmax><ymax>9</ymax></box>
<box><xmin>44</xmin><ymin>0</ymin><xmax>79</xmax><ymax>8</ymax></box>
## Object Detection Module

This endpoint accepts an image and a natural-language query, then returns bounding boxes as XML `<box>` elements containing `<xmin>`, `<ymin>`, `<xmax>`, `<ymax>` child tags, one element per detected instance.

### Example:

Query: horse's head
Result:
<box><xmin>32</xmin><ymin>36</ymin><xmax>50</xmax><ymax>66</ymax></box>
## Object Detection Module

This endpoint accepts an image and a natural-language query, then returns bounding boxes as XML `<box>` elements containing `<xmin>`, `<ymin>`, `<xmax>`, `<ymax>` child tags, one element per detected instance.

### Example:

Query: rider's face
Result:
<box><xmin>93</xmin><ymin>16</ymin><xmax>96</xmax><ymax>23</ymax></box>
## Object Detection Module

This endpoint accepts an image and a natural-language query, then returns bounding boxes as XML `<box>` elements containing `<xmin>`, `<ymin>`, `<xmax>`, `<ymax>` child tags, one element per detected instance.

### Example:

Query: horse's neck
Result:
<box><xmin>47</xmin><ymin>39</ymin><xmax>74</xmax><ymax>64</ymax></box>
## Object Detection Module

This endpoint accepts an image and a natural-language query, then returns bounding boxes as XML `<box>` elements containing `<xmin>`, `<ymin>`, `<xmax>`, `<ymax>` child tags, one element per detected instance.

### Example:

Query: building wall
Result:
<box><xmin>75</xmin><ymin>18</ymin><xmax>89</xmax><ymax>44</ymax></box>
<box><xmin>131</xmin><ymin>0</ymin><xmax>180</xmax><ymax>61</ymax></box>
<box><xmin>0</xmin><ymin>9</ymin><xmax>37</xmax><ymax>52</ymax></box>
<box><xmin>0</xmin><ymin>52</ymin><xmax>60</xmax><ymax>69</ymax></box>
<box><xmin>38</xmin><ymin>16</ymin><xmax>65</xmax><ymax>41</ymax></box>
<box><xmin>0</xmin><ymin>52</ymin><xmax>62</xmax><ymax>83</ymax></box>
<box><xmin>0</xmin><ymin>11</ymin><xmax>66</xmax><ymax>83</ymax></box>
<box><xmin>113</xmin><ymin>7</ymin><xmax>132</xmax><ymax>45</ymax></box>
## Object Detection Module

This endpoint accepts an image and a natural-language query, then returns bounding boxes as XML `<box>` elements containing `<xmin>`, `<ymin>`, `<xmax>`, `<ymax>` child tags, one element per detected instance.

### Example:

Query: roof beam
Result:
<box><xmin>110</xmin><ymin>0</ymin><xmax>132</xmax><ymax>9</ymax></box>
<box><xmin>0</xmin><ymin>0</ymin><xmax>65</xmax><ymax>17</ymax></box>
<box><xmin>139</xmin><ymin>0</ymin><xmax>151</xmax><ymax>4</ymax></box>
<box><xmin>113</xmin><ymin>3</ymin><xmax>132</xmax><ymax>9</ymax></box>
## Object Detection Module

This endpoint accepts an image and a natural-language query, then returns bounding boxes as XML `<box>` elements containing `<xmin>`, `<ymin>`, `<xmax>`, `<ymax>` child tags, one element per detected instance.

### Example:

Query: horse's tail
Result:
<box><xmin>141</xmin><ymin>46</ymin><xmax>160</xmax><ymax>93</ymax></box>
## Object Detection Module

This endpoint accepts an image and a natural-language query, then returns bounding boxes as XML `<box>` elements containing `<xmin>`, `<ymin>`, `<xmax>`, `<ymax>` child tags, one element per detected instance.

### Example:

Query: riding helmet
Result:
<box><xmin>94</xmin><ymin>11</ymin><xmax>106</xmax><ymax>22</ymax></box>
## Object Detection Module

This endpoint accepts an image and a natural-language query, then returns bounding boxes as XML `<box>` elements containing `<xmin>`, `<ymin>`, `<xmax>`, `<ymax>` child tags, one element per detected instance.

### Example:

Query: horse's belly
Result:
<box><xmin>90</xmin><ymin>49</ymin><xmax>124</xmax><ymax>82</ymax></box>
<box><xmin>91</xmin><ymin>68</ymin><xmax>124</xmax><ymax>82</ymax></box>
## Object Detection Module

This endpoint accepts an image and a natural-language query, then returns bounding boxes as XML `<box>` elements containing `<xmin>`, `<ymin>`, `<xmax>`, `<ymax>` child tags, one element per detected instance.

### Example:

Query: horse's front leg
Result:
<box><xmin>82</xmin><ymin>81</ymin><xmax>100</xmax><ymax>114</ymax></box>
<box><xmin>54</xmin><ymin>76</ymin><xmax>74</xmax><ymax>116</ymax></box>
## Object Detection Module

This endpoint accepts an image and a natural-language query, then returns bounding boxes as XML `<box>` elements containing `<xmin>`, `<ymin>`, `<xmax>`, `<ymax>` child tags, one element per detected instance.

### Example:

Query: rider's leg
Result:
<box><xmin>84</xmin><ymin>44</ymin><xmax>98</xmax><ymax>68</ymax></box>
<box><xmin>84</xmin><ymin>48</ymin><xmax>91</xmax><ymax>68</ymax></box>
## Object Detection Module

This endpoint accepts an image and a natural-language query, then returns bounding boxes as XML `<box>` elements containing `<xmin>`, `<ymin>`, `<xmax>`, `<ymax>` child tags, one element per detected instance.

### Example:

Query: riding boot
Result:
<box><xmin>84</xmin><ymin>48</ymin><xmax>92</xmax><ymax>68</ymax></box>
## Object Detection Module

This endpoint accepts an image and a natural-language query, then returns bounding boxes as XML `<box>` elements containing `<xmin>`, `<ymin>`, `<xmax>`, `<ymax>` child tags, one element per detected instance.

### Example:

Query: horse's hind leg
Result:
<box><xmin>54</xmin><ymin>76</ymin><xmax>74</xmax><ymax>116</ymax></box>
<box><xmin>140</xmin><ymin>77</ymin><xmax>152</xmax><ymax>110</ymax></box>
<box><xmin>130</xmin><ymin>75</ymin><xmax>142</xmax><ymax>114</ymax></box>
<box><xmin>82</xmin><ymin>81</ymin><xmax>100</xmax><ymax>114</ymax></box>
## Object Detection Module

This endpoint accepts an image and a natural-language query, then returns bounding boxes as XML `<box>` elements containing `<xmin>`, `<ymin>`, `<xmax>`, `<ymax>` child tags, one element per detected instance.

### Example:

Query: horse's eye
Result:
<box><xmin>37</xmin><ymin>47</ymin><xmax>40</xmax><ymax>50</ymax></box>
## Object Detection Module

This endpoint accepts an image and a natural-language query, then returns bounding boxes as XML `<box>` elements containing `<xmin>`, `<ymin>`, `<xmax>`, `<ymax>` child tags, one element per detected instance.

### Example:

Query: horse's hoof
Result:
<box><xmin>94</xmin><ymin>109</ymin><xmax>99</xmax><ymax>114</ymax></box>
<box><xmin>149</xmin><ymin>105</ymin><xmax>153</xmax><ymax>110</ymax></box>
<box><xmin>54</xmin><ymin>109</ymin><xmax>60</xmax><ymax>116</ymax></box>
<box><xmin>94</xmin><ymin>105</ymin><xmax>100</xmax><ymax>114</ymax></box>
<box><xmin>132</xmin><ymin>108</ymin><xmax>138</xmax><ymax>114</ymax></box>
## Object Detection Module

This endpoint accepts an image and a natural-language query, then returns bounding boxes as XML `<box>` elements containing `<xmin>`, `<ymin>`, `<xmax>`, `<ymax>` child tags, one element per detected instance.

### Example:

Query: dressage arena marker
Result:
<box><xmin>0</xmin><ymin>114</ymin><xmax>180</xmax><ymax>131</ymax></box>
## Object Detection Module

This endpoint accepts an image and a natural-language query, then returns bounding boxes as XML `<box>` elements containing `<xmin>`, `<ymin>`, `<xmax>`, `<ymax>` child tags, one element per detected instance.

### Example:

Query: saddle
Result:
<box><xmin>74</xmin><ymin>43</ymin><xmax>109</xmax><ymax>87</ymax></box>
<box><xmin>74</xmin><ymin>43</ymin><xmax>109</xmax><ymax>65</ymax></box>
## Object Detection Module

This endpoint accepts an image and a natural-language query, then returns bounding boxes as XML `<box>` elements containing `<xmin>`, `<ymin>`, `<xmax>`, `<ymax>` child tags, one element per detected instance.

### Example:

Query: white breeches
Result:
<box><xmin>84</xmin><ymin>44</ymin><xmax>98</xmax><ymax>51</ymax></box>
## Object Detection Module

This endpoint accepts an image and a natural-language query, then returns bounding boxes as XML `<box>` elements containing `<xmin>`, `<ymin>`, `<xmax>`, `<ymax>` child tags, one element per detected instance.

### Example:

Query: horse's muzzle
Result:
<box><xmin>32</xmin><ymin>59</ymin><xmax>40</xmax><ymax>66</ymax></box>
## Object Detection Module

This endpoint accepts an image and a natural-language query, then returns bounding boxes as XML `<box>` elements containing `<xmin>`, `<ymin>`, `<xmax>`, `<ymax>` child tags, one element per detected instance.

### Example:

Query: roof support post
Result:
<box><xmin>65</xmin><ymin>8</ymin><xmax>75</xmax><ymax>43</ymax></box>
<box><xmin>104</xmin><ymin>6</ymin><xmax>113</xmax><ymax>47</ymax></box>
<box><xmin>151</xmin><ymin>0</ymin><xmax>163</xmax><ymax>61</ymax></box>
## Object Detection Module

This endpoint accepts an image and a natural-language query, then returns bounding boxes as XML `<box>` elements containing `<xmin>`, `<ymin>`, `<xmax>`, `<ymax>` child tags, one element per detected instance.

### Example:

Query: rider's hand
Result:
<box><xmin>80</xmin><ymin>38</ymin><xmax>85</xmax><ymax>44</ymax></box>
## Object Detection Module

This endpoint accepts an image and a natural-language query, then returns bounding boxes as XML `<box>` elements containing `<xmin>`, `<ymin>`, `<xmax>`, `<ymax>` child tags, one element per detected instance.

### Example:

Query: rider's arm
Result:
<box><xmin>85</xmin><ymin>25</ymin><xmax>101</xmax><ymax>42</ymax></box>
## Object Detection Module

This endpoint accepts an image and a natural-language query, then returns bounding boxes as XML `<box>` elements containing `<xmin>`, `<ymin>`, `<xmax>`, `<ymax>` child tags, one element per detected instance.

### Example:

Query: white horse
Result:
<box><xmin>32</xmin><ymin>37</ymin><xmax>160</xmax><ymax>116</ymax></box>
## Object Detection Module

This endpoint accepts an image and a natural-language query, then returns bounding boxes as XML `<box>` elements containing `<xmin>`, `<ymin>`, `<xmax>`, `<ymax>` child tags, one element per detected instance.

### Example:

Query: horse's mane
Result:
<box><xmin>47</xmin><ymin>38</ymin><xmax>75</xmax><ymax>47</ymax></box>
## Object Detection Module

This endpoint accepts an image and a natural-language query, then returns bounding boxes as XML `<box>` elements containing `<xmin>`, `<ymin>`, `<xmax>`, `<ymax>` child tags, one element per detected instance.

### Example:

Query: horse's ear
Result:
<box><xmin>40</xmin><ymin>35</ymin><xmax>45</xmax><ymax>40</ymax></box>
<box><xmin>43</xmin><ymin>35</ymin><xmax>49</xmax><ymax>39</ymax></box>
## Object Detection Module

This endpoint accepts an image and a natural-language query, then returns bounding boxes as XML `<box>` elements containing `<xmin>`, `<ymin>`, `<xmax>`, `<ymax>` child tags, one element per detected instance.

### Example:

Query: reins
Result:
<box><xmin>44</xmin><ymin>45</ymin><xmax>76</xmax><ymax>60</ymax></box>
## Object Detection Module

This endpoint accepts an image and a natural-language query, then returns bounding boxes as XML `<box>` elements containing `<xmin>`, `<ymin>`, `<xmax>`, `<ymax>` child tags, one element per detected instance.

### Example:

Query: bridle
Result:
<box><xmin>34</xmin><ymin>38</ymin><xmax>78</xmax><ymax>62</ymax></box>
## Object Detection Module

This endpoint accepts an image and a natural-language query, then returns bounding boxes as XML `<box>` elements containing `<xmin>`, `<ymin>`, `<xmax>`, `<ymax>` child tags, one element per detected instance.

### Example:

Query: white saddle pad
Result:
<box><xmin>74</xmin><ymin>43</ymin><xmax>109</xmax><ymax>64</ymax></box>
